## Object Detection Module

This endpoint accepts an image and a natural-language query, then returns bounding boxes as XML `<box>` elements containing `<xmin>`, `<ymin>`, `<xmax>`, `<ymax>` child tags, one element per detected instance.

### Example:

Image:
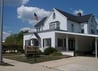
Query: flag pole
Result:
<box><xmin>0</xmin><ymin>0</ymin><xmax>4</xmax><ymax>63</ymax></box>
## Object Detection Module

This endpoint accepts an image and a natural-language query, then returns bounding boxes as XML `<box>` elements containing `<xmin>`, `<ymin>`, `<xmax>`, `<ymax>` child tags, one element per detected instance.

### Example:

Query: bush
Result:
<box><xmin>44</xmin><ymin>47</ymin><xmax>57</xmax><ymax>55</ymax></box>
<box><xmin>50</xmin><ymin>51</ymin><xmax>62</xmax><ymax>56</ymax></box>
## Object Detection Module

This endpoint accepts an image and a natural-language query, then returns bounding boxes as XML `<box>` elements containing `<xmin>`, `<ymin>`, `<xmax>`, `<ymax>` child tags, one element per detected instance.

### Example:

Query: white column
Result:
<box><xmin>95</xmin><ymin>38</ymin><xmax>97</xmax><ymax>58</ymax></box>
<box><xmin>66</xmin><ymin>35</ymin><xmax>69</xmax><ymax>51</ymax></box>
<box><xmin>75</xmin><ymin>37</ymin><xmax>78</xmax><ymax>51</ymax></box>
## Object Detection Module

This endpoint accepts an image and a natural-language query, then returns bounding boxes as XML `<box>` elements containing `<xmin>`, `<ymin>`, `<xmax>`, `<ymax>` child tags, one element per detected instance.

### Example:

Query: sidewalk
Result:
<box><xmin>0</xmin><ymin>58</ymin><xmax>58</xmax><ymax>71</ymax></box>
<box><xmin>0</xmin><ymin>57</ymin><xmax>98</xmax><ymax>71</ymax></box>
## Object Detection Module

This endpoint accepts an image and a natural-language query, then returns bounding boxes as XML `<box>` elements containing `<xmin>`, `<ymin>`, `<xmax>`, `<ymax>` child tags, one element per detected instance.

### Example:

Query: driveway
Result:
<box><xmin>0</xmin><ymin>56</ymin><xmax>98</xmax><ymax>71</ymax></box>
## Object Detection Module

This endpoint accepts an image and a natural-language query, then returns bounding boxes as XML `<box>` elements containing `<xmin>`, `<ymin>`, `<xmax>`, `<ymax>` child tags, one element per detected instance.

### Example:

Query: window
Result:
<box><xmin>36</xmin><ymin>27</ymin><xmax>40</xmax><ymax>32</ymax></box>
<box><xmin>81</xmin><ymin>24</ymin><xmax>84</xmax><ymax>33</ymax></box>
<box><xmin>91</xmin><ymin>29</ymin><xmax>94</xmax><ymax>34</ymax></box>
<box><xmin>49</xmin><ymin>21</ymin><xmax>60</xmax><ymax>30</ymax></box>
<box><xmin>43</xmin><ymin>38</ymin><xmax>51</xmax><ymax>47</ymax></box>
<box><xmin>57</xmin><ymin>38</ymin><xmax>63</xmax><ymax>47</ymax></box>
<box><xmin>25</xmin><ymin>40</ymin><xmax>31</xmax><ymax>47</ymax></box>
<box><xmin>49</xmin><ymin>23</ymin><xmax>55</xmax><ymax>29</ymax></box>
<box><xmin>56</xmin><ymin>22</ymin><xmax>60</xmax><ymax>29</ymax></box>
<box><xmin>81</xmin><ymin>29</ymin><xmax>84</xmax><ymax>33</ymax></box>
<box><xmin>53</xmin><ymin>12</ymin><xmax>55</xmax><ymax>19</ymax></box>
<box><xmin>71</xmin><ymin>24</ymin><xmax>74</xmax><ymax>32</ymax></box>
<box><xmin>32</xmin><ymin>39</ymin><xmax>39</xmax><ymax>46</ymax></box>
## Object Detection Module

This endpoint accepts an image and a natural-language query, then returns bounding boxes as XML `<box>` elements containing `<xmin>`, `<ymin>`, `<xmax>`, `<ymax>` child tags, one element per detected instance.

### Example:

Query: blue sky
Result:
<box><xmin>1</xmin><ymin>0</ymin><xmax>98</xmax><ymax>40</ymax></box>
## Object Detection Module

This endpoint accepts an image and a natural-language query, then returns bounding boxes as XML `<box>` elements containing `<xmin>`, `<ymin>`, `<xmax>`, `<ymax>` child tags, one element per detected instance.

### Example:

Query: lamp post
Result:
<box><xmin>0</xmin><ymin>0</ymin><xmax>4</xmax><ymax>63</ymax></box>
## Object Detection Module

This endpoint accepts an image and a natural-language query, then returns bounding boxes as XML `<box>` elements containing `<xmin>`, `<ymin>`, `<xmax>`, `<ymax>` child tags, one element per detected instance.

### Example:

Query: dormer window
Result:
<box><xmin>53</xmin><ymin>12</ymin><xmax>55</xmax><ymax>19</ymax></box>
<box><xmin>49</xmin><ymin>21</ymin><xmax>60</xmax><ymax>30</ymax></box>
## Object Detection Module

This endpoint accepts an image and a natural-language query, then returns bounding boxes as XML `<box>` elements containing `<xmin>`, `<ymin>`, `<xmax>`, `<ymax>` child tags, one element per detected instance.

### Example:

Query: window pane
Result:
<box><xmin>81</xmin><ymin>29</ymin><xmax>84</xmax><ymax>33</ymax></box>
<box><xmin>32</xmin><ymin>39</ymin><xmax>39</xmax><ymax>46</ymax></box>
<box><xmin>43</xmin><ymin>38</ymin><xmax>51</xmax><ymax>47</ymax></box>
<box><xmin>57</xmin><ymin>38</ymin><xmax>63</xmax><ymax>47</ymax></box>
<box><xmin>25</xmin><ymin>40</ymin><xmax>31</xmax><ymax>47</ymax></box>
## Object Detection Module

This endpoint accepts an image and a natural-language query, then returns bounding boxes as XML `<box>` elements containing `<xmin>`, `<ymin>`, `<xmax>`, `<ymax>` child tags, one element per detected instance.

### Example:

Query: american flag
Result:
<box><xmin>34</xmin><ymin>12</ymin><xmax>38</xmax><ymax>21</ymax></box>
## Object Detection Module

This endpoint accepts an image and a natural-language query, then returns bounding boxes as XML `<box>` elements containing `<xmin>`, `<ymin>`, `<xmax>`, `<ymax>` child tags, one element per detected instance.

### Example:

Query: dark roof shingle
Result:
<box><xmin>34</xmin><ymin>17</ymin><xmax>47</xmax><ymax>27</ymax></box>
<box><xmin>56</xmin><ymin>8</ymin><xmax>93</xmax><ymax>23</ymax></box>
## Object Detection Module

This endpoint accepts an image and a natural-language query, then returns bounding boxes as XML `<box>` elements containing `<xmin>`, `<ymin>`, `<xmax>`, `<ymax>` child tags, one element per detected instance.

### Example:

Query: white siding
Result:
<box><xmin>67</xmin><ymin>20</ymin><xmax>81</xmax><ymax>33</ymax></box>
<box><xmin>43</xmin><ymin>9</ymin><xmax>67</xmax><ymax>31</ymax></box>
<box><xmin>80</xmin><ymin>22</ymin><xmax>88</xmax><ymax>34</ymax></box>
<box><xmin>67</xmin><ymin>20</ymin><xmax>89</xmax><ymax>34</ymax></box>
<box><xmin>38</xmin><ymin>32</ymin><xmax>55</xmax><ymax>50</ymax></box>
<box><xmin>87</xmin><ymin>16</ymin><xmax>97</xmax><ymax>34</ymax></box>
<box><xmin>23</xmin><ymin>31</ymin><xmax>56</xmax><ymax>52</ymax></box>
<box><xmin>23</xmin><ymin>34</ymin><xmax>37</xmax><ymax>49</ymax></box>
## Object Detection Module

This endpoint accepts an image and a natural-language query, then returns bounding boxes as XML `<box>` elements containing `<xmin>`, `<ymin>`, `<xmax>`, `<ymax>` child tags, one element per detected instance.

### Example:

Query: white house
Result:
<box><xmin>23</xmin><ymin>8</ymin><xmax>98</xmax><ymax>57</ymax></box>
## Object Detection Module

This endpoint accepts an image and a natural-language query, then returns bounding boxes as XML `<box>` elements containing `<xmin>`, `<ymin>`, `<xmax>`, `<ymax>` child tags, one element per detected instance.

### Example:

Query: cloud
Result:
<box><xmin>20</xmin><ymin>27</ymin><xmax>31</xmax><ymax>31</ymax></box>
<box><xmin>0</xmin><ymin>0</ymin><xmax>29</xmax><ymax>6</ymax></box>
<box><xmin>21</xmin><ymin>0</ymin><xmax>29</xmax><ymax>5</ymax></box>
<box><xmin>17</xmin><ymin>5</ymin><xmax>51</xmax><ymax>24</ymax></box>
<box><xmin>73</xmin><ymin>9</ymin><xmax>84</xmax><ymax>15</ymax></box>
<box><xmin>3</xmin><ymin>32</ymin><xmax>10</xmax><ymax>42</ymax></box>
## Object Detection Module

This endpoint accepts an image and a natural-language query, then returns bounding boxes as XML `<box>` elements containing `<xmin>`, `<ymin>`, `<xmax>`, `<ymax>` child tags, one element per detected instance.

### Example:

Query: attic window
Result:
<box><xmin>53</xmin><ymin>12</ymin><xmax>55</xmax><ymax>19</ymax></box>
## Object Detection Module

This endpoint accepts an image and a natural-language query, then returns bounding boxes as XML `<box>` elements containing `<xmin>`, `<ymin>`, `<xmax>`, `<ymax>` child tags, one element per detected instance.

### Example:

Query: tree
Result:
<box><xmin>4</xmin><ymin>30</ymin><xmax>28</xmax><ymax>53</ymax></box>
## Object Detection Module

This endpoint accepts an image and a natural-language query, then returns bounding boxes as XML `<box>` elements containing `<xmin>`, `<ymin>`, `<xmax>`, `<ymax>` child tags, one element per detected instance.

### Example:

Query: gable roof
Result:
<box><xmin>34</xmin><ymin>17</ymin><xmax>47</xmax><ymax>27</ymax></box>
<box><xmin>56</xmin><ymin>8</ymin><xmax>93</xmax><ymax>23</ymax></box>
<box><xmin>34</xmin><ymin>8</ymin><xmax>93</xmax><ymax>27</ymax></box>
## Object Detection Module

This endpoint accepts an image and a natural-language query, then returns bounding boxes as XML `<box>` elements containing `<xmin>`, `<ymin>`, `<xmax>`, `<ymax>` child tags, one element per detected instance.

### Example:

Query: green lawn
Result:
<box><xmin>4</xmin><ymin>54</ymin><xmax>70</xmax><ymax>64</ymax></box>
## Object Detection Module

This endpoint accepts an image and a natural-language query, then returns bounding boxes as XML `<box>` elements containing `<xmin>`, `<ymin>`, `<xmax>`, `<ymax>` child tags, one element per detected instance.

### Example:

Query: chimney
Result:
<box><xmin>77</xmin><ymin>12</ymin><xmax>82</xmax><ymax>16</ymax></box>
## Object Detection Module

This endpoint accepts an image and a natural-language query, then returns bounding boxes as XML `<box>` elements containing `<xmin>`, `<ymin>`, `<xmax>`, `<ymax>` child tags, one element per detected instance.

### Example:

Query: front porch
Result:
<box><xmin>55</xmin><ymin>31</ymin><xmax>98</xmax><ymax>57</ymax></box>
<box><xmin>24</xmin><ymin>31</ymin><xmax>98</xmax><ymax>57</ymax></box>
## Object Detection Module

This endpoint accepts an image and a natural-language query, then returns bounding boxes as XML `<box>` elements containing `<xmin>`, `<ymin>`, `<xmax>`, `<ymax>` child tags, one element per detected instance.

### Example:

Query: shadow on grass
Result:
<box><xmin>0</xmin><ymin>62</ymin><xmax>14</xmax><ymax>66</ymax></box>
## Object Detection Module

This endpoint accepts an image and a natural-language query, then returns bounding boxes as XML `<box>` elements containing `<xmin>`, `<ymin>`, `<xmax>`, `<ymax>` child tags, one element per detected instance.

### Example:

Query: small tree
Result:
<box><xmin>4</xmin><ymin>30</ymin><xmax>28</xmax><ymax>53</ymax></box>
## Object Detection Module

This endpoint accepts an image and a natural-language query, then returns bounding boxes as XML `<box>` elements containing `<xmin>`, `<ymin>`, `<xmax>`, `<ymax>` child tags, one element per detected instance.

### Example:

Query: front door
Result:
<box><xmin>69</xmin><ymin>38</ymin><xmax>75</xmax><ymax>51</ymax></box>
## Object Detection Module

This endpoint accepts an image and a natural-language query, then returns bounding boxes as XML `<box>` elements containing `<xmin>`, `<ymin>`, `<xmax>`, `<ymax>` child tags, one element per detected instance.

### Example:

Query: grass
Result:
<box><xmin>3</xmin><ymin>53</ymin><xmax>70</xmax><ymax>64</ymax></box>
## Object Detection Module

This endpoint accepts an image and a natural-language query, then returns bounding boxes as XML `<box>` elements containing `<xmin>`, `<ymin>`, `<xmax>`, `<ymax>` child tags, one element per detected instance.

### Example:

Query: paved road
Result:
<box><xmin>0</xmin><ymin>57</ymin><xmax>98</xmax><ymax>71</ymax></box>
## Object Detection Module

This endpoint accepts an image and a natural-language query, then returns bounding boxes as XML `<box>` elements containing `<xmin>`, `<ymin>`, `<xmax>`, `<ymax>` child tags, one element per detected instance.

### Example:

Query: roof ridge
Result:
<box><xmin>55</xmin><ymin>8</ymin><xmax>92</xmax><ymax>23</ymax></box>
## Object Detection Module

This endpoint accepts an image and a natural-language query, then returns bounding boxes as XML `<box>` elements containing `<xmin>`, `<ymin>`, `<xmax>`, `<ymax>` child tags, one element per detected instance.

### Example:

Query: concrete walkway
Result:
<box><xmin>0</xmin><ymin>57</ymin><xmax>98</xmax><ymax>71</ymax></box>
<box><xmin>0</xmin><ymin>58</ymin><xmax>58</xmax><ymax>71</ymax></box>
<box><xmin>39</xmin><ymin>56</ymin><xmax>98</xmax><ymax>71</ymax></box>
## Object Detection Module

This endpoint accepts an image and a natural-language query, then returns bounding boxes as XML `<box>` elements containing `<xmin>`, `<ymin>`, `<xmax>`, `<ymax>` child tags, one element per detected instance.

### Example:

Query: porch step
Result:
<box><xmin>61</xmin><ymin>51</ymin><xmax>74</xmax><ymax>56</ymax></box>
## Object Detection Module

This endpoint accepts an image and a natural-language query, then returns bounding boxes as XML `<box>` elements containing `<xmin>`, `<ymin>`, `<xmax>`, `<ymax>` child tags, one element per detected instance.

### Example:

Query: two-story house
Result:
<box><xmin>23</xmin><ymin>8</ymin><xmax>98</xmax><ymax>57</ymax></box>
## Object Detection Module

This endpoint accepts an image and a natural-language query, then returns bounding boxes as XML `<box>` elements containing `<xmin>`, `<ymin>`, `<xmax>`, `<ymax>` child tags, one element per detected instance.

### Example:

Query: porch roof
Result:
<box><xmin>55</xmin><ymin>31</ymin><xmax>98</xmax><ymax>38</ymax></box>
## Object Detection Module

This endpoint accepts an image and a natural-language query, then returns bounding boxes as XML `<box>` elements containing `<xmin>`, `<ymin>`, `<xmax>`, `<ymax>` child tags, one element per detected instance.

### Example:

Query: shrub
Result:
<box><xmin>44</xmin><ymin>47</ymin><xmax>57</xmax><ymax>55</ymax></box>
<box><xmin>50</xmin><ymin>51</ymin><xmax>62</xmax><ymax>56</ymax></box>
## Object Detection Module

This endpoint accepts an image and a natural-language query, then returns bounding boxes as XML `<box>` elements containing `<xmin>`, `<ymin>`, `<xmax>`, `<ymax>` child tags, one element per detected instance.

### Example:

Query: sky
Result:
<box><xmin>0</xmin><ymin>0</ymin><xmax>98</xmax><ymax>41</ymax></box>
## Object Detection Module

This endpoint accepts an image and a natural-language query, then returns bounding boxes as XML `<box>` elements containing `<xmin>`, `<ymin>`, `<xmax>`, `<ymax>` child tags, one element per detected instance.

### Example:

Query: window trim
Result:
<box><xmin>43</xmin><ymin>38</ymin><xmax>51</xmax><ymax>47</ymax></box>
<box><xmin>49</xmin><ymin>21</ymin><xmax>60</xmax><ymax>30</ymax></box>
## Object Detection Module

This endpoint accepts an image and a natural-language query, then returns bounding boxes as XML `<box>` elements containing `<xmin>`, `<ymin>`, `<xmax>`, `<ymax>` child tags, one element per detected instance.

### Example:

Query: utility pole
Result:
<box><xmin>0</xmin><ymin>0</ymin><xmax>4</xmax><ymax>63</ymax></box>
